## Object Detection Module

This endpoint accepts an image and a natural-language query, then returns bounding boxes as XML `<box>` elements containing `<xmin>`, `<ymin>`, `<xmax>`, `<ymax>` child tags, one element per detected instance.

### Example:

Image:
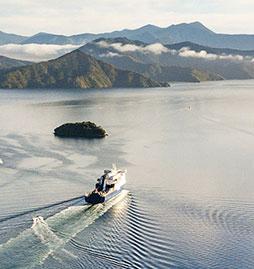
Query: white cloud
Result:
<box><xmin>0</xmin><ymin>40</ymin><xmax>252</xmax><ymax>64</ymax></box>
<box><xmin>97</xmin><ymin>41</ymin><xmax>173</xmax><ymax>55</ymax></box>
<box><xmin>179</xmin><ymin>47</ymin><xmax>217</xmax><ymax>60</ymax></box>
<box><xmin>178</xmin><ymin>47</ymin><xmax>246</xmax><ymax>62</ymax></box>
<box><xmin>98</xmin><ymin>41</ymin><xmax>141</xmax><ymax>53</ymax></box>
<box><xmin>0</xmin><ymin>43</ymin><xmax>79</xmax><ymax>62</ymax></box>
<box><xmin>99</xmin><ymin>52</ymin><xmax>122</xmax><ymax>58</ymax></box>
<box><xmin>144</xmin><ymin>43</ymin><xmax>170</xmax><ymax>54</ymax></box>
<box><xmin>97</xmin><ymin>41</ymin><xmax>253</xmax><ymax>63</ymax></box>
<box><xmin>218</xmin><ymin>54</ymin><xmax>243</xmax><ymax>61</ymax></box>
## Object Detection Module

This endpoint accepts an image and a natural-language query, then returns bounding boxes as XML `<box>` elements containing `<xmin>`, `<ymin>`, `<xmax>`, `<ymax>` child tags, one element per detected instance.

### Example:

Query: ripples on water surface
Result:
<box><xmin>0</xmin><ymin>80</ymin><xmax>254</xmax><ymax>268</ymax></box>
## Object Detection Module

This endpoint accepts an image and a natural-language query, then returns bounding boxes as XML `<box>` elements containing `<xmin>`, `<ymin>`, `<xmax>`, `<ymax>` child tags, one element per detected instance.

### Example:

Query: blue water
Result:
<box><xmin>0</xmin><ymin>80</ymin><xmax>254</xmax><ymax>268</ymax></box>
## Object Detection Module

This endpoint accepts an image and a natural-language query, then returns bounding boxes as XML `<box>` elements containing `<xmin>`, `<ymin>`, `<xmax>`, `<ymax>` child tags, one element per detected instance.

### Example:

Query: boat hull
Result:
<box><xmin>85</xmin><ymin>185</ymin><xmax>124</xmax><ymax>204</ymax></box>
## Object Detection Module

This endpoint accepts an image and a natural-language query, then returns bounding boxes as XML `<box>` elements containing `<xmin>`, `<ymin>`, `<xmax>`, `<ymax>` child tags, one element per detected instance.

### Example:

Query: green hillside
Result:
<box><xmin>80</xmin><ymin>38</ymin><xmax>224</xmax><ymax>82</ymax></box>
<box><xmin>0</xmin><ymin>55</ymin><xmax>32</xmax><ymax>70</ymax></box>
<box><xmin>80</xmin><ymin>37</ymin><xmax>254</xmax><ymax>81</ymax></box>
<box><xmin>0</xmin><ymin>50</ymin><xmax>169</xmax><ymax>89</ymax></box>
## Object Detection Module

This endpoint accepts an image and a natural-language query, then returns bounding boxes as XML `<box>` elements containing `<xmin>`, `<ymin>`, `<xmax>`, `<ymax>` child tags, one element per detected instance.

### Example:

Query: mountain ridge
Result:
<box><xmin>0</xmin><ymin>31</ymin><xmax>28</xmax><ymax>45</ymax></box>
<box><xmin>1</xmin><ymin>22</ymin><xmax>254</xmax><ymax>50</ymax></box>
<box><xmin>80</xmin><ymin>37</ymin><xmax>254</xmax><ymax>80</ymax></box>
<box><xmin>0</xmin><ymin>49</ymin><xmax>169</xmax><ymax>89</ymax></box>
<box><xmin>80</xmin><ymin>38</ymin><xmax>225</xmax><ymax>82</ymax></box>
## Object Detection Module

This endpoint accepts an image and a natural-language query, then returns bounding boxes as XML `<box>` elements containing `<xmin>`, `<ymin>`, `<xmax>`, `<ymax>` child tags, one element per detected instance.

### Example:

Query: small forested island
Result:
<box><xmin>54</xmin><ymin>121</ymin><xmax>107</xmax><ymax>138</ymax></box>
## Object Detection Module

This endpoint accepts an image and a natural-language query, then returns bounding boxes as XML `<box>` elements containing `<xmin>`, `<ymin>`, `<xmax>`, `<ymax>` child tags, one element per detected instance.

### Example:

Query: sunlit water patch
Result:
<box><xmin>1</xmin><ymin>81</ymin><xmax>254</xmax><ymax>268</ymax></box>
<box><xmin>0</xmin><ymin>191</ymin><xmax>129</xmax><ymax>268</ymax></box>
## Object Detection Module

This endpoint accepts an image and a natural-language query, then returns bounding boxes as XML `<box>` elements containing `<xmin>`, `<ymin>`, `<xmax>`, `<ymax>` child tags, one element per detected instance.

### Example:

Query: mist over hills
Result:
<box><xmin>80</xmin><ymin>37</ymin><xmax>224</xmax><ymax>82</ymax></box>
<box><xmin>1</xmin><ymin>22</ymin><xmax>254</xmax><ymax>86</ymax></box>
<box><xmin>0</xmin><ymin>50</ymin><xmax>169</xmax><ymax>89</ymax></box>
<box><xmin>1</xmin><ymin>22</ymin><xmax>254</xmax><ymax>50</ymax></box>
<box><xmin>166</xmin><ymin>42</ymin><xmax>254</xmax><ymax>57</ymax></box>
<box><xmin>80</xmin><ymin>37</ymin><xmax>254</xmax><ymax>80</ymax></box>
<box><xmin>1</xmin><ymin>36</ymin><xmax>254</xmax><ymax>85</ymax></box>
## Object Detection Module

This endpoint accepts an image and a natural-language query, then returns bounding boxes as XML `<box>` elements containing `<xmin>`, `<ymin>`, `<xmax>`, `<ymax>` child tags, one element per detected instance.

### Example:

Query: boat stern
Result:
<box><xmin>85</xmin><ymin>192</ymin><xmax>105</xmax><ymax>204</ymax></box>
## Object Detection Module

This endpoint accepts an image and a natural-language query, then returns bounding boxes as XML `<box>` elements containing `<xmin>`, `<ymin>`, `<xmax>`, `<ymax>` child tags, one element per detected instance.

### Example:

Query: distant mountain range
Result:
<box><xmin>80</xmin><ymin>37</ymin><xmax>254</xmax><ymax>80</ymax></box>
<box><xmin>2</xmin><ymin>36</ymin><xmax>254</xmax><ymax>87</ymax></box>
<box><xmin>1</xmin><ymin>22</ymin><xmax>254</xmax><ymax>50</ymax></box>
<box><xmin>1</xmin><ymin>29</ymin><xmax>254</xmax><ymax>88</ymax></box>
<box><xmin>80</xmin><ymin>38</ymin><xmax>224</xmax><ymax>82</ymax></box>
<box><xmin>0</xmin><ymin>50</ymin><xmax>169</xmax><ymax>89</ymax></box>
<box><xmin>0</xmin><ymin>31</ymin><xmax>27</xmax><ymax>45</ymax></box>
<box><xmin>21</xmin><ymin>32</ymin><xmax>96</xmax><ymax>46</ymax></box>
<box><xmin>166</xmin><ymin>41</ymin><xmax>254</xmax><ymax>57</ymax></box>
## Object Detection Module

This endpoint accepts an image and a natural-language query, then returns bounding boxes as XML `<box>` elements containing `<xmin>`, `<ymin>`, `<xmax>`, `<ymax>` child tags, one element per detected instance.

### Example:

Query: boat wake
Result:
<box><xmin>0</xmin><ymin>195</ymin><xmax>84</xmax><ymax>224</ymax></box>
<box><xmin>0</xmin><ymin>190</ymin><xmax>129</xmax><ymax>269</ymax></box>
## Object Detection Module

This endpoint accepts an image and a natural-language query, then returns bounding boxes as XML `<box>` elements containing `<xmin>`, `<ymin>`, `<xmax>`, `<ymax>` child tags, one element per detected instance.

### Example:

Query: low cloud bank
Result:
<box><xmin>179</xmin><ymin>47</ymin><xmax>245</xmax><ymax>61</ymax></box>
<box><xmin>99</xmin><ymin>52</ymin><xmax>122</xmax><ymax>58</ymax></box>
<box><xmin>1</xmin><ymin>42</ymin><xmax>253</xmax><ymax>64</ymax></box>
<box><xmin>97</xmin><ymin>41</ymin><xmax>254</xmax><ymax>63</ymax></box>
<box><xmin>97</xmin><ymin>41</ymin><xmax>173</xmax><ymax>55</ymax></box>
<box><xmin>0</xmin><ymin>43</ymin><xmax>79</xmax><ymax>62</ymax></box>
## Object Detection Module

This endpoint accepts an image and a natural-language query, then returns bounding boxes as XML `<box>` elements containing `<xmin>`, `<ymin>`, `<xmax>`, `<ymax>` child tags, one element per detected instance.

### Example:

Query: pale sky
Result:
<box><xmin>0</xmin><ymin>0</ymin><xmax>253</xmax><ymax>36</ymax></box>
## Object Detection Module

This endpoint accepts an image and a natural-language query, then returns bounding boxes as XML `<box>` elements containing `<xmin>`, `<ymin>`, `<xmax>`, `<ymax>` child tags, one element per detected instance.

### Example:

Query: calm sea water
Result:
<box><xmin>0</xmin><ymin>80</ymin><xmax>254</xmax><ymax>268</ymax></box>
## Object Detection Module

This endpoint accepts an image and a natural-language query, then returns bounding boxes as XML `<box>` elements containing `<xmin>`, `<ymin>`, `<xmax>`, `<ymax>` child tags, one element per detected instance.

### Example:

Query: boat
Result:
<box><xmin>85</xmin><ymin>164</ymin><xmax>127</xmax><ymax>204</ymax></box>
<box><xmin>32</xmin><ymin>215</ymin><xmax>44</xmax><ymax>224</ymax></box>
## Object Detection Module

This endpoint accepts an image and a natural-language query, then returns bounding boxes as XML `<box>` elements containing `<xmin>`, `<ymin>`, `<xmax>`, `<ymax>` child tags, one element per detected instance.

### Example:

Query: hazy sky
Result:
<box><xmin>0</xmin><ymin>0</ymin><xmax>253</xmax><ymax>36</ymax></box>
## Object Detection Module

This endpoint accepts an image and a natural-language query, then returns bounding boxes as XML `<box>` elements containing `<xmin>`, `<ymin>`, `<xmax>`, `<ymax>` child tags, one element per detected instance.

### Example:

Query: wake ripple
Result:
<box><xmin>122</xmin><ymin>196</ymin><xmax>187</xmax><ymax>269</ymax></box>
<box><xmin>0</xmin><ymin>195</ymin><xmax>84</xmax><ymax>224</ymax></box>
<box><xmin>139</xmin><ymin>190</ymin><xmax>254</xmax><ymax>268</ymax></box>
<box><xmin>0</xmin><ymin>191</ymin><xmax>128</xmax><ymax>269</ymax></box>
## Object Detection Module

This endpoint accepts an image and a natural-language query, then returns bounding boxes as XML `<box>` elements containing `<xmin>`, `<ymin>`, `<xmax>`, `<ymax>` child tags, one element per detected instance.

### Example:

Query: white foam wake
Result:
<box><xmin>0</xmin><ymin>190</ymin><xmax>128</xmax><ymax>268</ymax></box>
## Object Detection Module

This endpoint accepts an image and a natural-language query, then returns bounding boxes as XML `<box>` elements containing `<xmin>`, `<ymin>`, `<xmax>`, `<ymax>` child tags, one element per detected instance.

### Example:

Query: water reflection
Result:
<box><xmin>1</xmin><ymin>81</ymin><xmax>254</xmax><ymax>268</ymax></box>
